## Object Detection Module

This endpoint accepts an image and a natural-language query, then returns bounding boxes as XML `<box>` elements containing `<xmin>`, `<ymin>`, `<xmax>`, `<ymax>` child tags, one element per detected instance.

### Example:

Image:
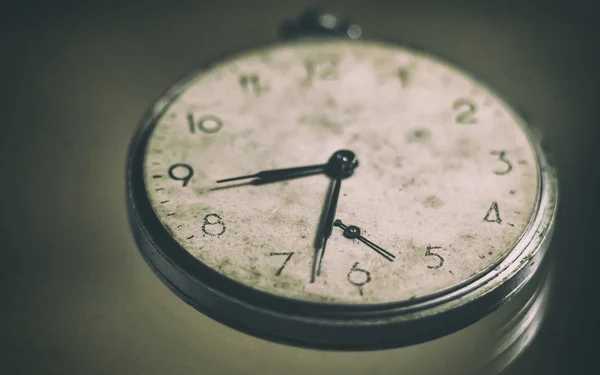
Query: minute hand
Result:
<box><xmin>311</xmin><ymin>150</ymin><xmax>358</xmax><ymax>282</ymax></box>
<box><xmin>313</xmin><ymin>171</ymin><xmax>343</xmax><ymax>280</ymax></box>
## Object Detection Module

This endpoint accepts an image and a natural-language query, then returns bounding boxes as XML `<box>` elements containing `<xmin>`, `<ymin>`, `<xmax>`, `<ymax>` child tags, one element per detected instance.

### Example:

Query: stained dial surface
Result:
<box><xmin>143</xmin><ymin>40</ymin><xmax>539</xmax><ymax>304</ymax></box>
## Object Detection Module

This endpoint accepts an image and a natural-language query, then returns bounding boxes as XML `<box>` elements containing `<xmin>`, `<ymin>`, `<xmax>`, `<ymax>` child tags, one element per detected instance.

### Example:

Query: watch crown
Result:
<box><xmin>279</xmin><ymin>8</ymin><xmax>362</xmax><ymax>40</ymax></box>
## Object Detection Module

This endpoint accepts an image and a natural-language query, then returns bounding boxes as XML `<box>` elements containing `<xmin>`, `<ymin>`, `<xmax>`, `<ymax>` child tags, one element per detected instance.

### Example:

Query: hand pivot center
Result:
<box><xmin>326</xmin><ymin>150</ymin><xmax>358</xmax><ymax>178</ymax></box>
<box><xmin>334</xmin><ymin>219</ymin><xmax>395</xmax><ymax>262</ymax></box>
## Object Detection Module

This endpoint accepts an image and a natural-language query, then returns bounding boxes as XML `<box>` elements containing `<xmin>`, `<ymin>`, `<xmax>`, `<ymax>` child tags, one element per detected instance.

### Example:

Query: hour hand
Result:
<box><xmin>334</xmin><ymin>219</ymin><xmax>395</xmax><ymax>262</ymax></box>
<box><xmin>216</xmin><ymin>149</ymin><xmax>360</xmax><ymax>186</ymax></box>
<box><xmin>216</xmin><ymin>163</ymin><xmax>326</xmax><ymax>184</ymax></box>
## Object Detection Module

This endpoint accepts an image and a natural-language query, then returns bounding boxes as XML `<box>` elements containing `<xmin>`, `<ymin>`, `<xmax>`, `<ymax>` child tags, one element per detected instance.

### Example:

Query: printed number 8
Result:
<box><xmin>202</xmin><ymin>214</ymin><xmax>226</xmax><ymax>237</ymax></box>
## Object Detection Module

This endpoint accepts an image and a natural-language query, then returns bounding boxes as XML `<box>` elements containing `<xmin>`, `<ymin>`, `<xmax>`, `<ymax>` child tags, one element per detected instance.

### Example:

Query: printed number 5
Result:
<box><xmin>425</xmin><ymin>246</ymin><xmax>444</xmax><ymax>269</ymax></box>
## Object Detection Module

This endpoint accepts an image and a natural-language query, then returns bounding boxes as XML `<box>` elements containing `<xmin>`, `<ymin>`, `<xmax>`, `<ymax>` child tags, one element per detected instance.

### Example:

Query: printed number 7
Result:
<box><xmin>269</xmin><ymin>252</ymin><xmax>294</xmax><ymax>276</ymax></box>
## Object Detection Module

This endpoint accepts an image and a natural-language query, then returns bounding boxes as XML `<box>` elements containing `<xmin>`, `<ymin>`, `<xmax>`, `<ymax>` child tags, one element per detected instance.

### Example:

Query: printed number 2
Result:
<box><xmin>453</xmin><ymin>99</ymin><xmax>477</xmax><ymax>124</ymax></box>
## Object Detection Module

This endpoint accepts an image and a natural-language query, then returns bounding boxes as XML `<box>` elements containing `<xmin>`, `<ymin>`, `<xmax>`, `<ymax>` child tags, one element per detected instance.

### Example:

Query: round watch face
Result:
<box><xmin>141</xmin><ymin>39</ymin><xmax>539</xmax><ymax>305</ymax></box>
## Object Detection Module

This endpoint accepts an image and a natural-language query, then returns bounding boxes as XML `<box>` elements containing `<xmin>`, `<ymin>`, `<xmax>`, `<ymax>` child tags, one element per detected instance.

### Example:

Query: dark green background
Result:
<box><xmin>2</xmin><ymin>1</ymin><xmax>598</xmax><ymax>374</ymax></box>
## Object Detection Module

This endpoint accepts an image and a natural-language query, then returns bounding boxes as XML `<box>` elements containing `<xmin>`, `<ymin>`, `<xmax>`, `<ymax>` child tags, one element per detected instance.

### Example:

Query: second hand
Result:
<box><xmin>334</xmin><ymin>219</ymin><xmax>396</xmax><ymax>262</ymax></box>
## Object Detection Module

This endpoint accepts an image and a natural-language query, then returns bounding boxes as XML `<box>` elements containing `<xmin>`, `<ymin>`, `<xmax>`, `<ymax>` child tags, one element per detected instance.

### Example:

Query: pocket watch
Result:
<box><xmin>126</xmin><ymin>8</ymin><xmax>558</xmax><ymax>374</ymax></box>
